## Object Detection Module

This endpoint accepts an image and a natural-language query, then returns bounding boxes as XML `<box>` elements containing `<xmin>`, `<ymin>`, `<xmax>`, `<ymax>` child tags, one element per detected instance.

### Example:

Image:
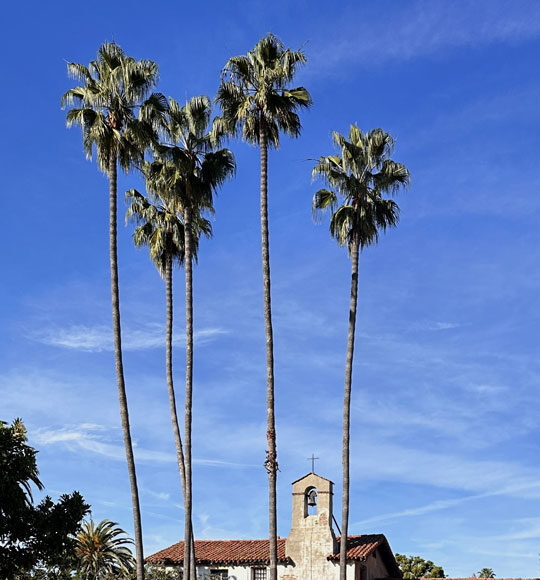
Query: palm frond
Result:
<box><xmin>216</xmin><ymin>34</ymin><xmax>312</xmax><ymax>147</ymax></box>
<box><xmin>312</xmin><ymin>124</ymin><xmax>410</xmax><ymax>254</ymax></box>
<box><xmin>312</xmin><ymin>189</ymin><xmax>338</xmax><ymax>222</ymax></box>
<box><xmin>63</xmin><ymin>41</ymin><xmax>159</xmax><ymax>177</ymax></box>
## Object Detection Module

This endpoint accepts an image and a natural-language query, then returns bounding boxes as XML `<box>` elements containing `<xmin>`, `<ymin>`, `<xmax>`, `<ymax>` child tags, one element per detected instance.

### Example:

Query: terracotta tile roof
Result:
<box><xmin>146</xmin><ymin>538</ymin><xmax>292</xmax><ymax>566</ymax></box>
<box><xmin>329</xmin><ymin>534</ymin><xmax>402</xmax><ymax>578</ymax></box>
<box><xmin>328</xmin><ymin>534</ymin><xmax>384</xmax><ymax>561</ymax></box>
<box><xmin>147</xmin><ymin>533</ymin><xmax>401</xmax><ymax>577</ymax></box>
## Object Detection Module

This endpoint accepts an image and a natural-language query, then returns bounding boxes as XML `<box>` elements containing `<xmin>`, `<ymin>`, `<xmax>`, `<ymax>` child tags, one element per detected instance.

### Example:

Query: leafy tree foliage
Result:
<box><xmin>131</xmin><ymin>567</ymin><xmax>183</xmax><ymax>580</ymax></box>
<box><xmin>0</xmin><ymin>419</ymin><xmax>89</xmax><ymax>580</ymax></box>
<box><xmin>395</xmin><ymin>553</ymin><xmax>445</xmax><ymax>579</ymax></box>
<box><xmin>477</xmin><ymin>568</ymin><xmax>495</xmax><ymax>578</ymax></box>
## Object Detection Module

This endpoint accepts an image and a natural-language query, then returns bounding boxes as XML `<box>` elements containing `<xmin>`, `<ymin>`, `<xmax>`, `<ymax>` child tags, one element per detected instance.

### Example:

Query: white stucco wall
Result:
<box><xmin>166</xmin><ymin>564</ymin><xmax>293</xmax><ymax>580</ymax></box>
<box><xmin>193</xmin><ymin>562</ymin><xmax>352</xmax><ymax>580</ymax></box>
<box><xmin>166</xmin><ymin>558</ymin><xmax>381</xmax><ymax>580</ymax></box>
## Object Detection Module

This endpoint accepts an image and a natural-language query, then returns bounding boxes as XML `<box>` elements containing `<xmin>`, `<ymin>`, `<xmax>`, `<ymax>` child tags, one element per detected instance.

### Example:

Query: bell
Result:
<box><xmin>307</xmin><ymin>490</ymin><xmax>317</xmax><ymax>507</ymax></box>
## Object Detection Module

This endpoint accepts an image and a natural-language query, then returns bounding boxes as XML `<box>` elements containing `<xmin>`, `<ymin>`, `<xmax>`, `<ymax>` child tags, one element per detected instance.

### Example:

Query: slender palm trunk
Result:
<box><xmin>165</xmin><ymin>248</ymin><xmax>196</xmax><ymax>579</ymax></box>
<box><xmin>259</xmin><ymin>125</ymin><xmax>278</xmax><ymax>580</ymax></box>
<box><xmin>339</xmin><ymin>239</ymin><xmax>360</xmax><ymax>580</ymax></box>
<box><xmin>183</xmin><ymin>206</ymin><xmax>194</xmax><ymax>580</ymax></box>
<box><xmin>108</xmin><ymin>153</ymin><xmax>144</xmax><ymax>580</ymax></box>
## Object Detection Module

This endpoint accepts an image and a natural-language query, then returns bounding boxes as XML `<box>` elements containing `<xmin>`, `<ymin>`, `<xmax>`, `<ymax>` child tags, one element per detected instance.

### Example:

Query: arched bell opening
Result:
<box><xmin>304</xmin><ymin>486</ymin><xmax>318</xmax><ymax>516</ymax></box>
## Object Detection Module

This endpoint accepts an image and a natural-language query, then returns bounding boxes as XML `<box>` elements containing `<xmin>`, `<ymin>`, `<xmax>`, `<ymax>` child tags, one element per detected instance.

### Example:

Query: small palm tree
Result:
<box><xmin>313</xmin><ymin>126</ymin><xmax>410</xmax><ymax>580</ymax></box>
<box><xmin>478</xmin><ymin>568</ymin><xmax>495</xmax><ymax>578</ymax></box>
<box><xmin>62</xmin><ymin>42</ymin><xmax>167</xmax><ymax>580</ymax></box>
<box><xmin>75</xmin><ymin>519</ymin><xmax>135</xmax><ymax>580</ymax></box>
<box><xmin>215</xmin><ymin>34</ymin><xmax>311</xmax><ymax>580</ymax></box>
<box><xmin>138</xmin><ymin>96</ymin><xmax>234</xmax><ymax>580</ymax></box>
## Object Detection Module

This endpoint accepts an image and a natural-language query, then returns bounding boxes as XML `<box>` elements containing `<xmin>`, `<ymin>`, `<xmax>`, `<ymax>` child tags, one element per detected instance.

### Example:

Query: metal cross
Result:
<box><xmin>308</xmin><ymin>453</ymin><xmax>319</xmax><ymax>473</ymax></box>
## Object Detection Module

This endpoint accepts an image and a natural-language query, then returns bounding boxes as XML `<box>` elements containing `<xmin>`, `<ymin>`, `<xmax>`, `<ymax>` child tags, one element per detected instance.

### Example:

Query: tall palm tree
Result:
<box><xmin>125</xmin><ymin>183</ymin><xmax>210</xmax><ymax>580</ymax></box>
<box><xmin>61</xmin><ymin>41</ymin><xmax>167</xmax><ymax>580</ymax></box>
<box><xmin>312</xmin><ymin>126</ymin><xmax>410</xmax><ymax>580</ymax></box>
<box><xmin>145</xmin><ymin>96</ymin><xmax>235</xmax><ymax>580</ymax></box>
<box><xmin>75</xmin><ymin>519</ymin><xmax>135</xmax><ymax>580</ymax></box>
<box><xmin>215</xmin><ymin>34</ymin><xmax>311</xmax><ymax>580</ymax></box>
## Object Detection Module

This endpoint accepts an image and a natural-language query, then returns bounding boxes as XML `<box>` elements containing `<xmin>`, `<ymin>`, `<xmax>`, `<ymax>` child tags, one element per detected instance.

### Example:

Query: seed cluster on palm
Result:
<box><xmin>75</xmin><ymin>519</ymin><xmax>135</xmax><ymax>580</ymax></box>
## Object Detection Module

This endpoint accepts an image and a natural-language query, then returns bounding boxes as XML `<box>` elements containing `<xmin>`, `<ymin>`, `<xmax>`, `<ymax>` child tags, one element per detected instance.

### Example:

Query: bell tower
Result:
<box><xmin>285</xmin><ymin>473</ymin><xmax>338</xmax><ymax>579</ymax></box>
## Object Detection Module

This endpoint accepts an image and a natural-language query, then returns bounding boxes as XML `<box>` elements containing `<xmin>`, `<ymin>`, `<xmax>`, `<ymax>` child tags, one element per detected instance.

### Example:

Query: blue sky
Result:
<box><xmin>2</xmin><ymin>0</ymin><xmax>540</xmax><ymax>576</ymax></box>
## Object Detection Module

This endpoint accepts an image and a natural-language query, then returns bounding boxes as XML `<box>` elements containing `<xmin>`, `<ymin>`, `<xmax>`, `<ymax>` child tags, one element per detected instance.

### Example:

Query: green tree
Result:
<box><xmin>0</xmin><ymin>419</ymin><xmax>89</xmax><ymax>579</ymax></box>
<box><xmin>215</xmin><ymin>34</ymin><xmax>311</xmax><ymax>580</ymax></box>
<box><xmin>132</xmin><ymin>95</ymin><xmax>234</xmax><ymax>580</ymax></box>
<box><xmin>477</xmin><ymin>568</ymin><xmax>495</xmax><ymax>578</ymax></box>
<box><xmin>312</xmin><ymin>126</ymin><xmax>410</xmax><ymax>579</ymax></box>
<box><xmin>395</xmin><ymin>554</ymin><xmax>445</xmax><ymax>579</ymax></box>
<box><xmin>75</xmin><ymin>520</ymin><xmax>135</xmax><ymax>580</ymax></box>
<box><xmin>62</xmin><ymin>42</ymin><xmax>167</xmax><ymax>580</ymax></box>
<box><xmin>131</xmin><ymin>566</ymin><xmax>182</xmax><ymax>580</ymax></box>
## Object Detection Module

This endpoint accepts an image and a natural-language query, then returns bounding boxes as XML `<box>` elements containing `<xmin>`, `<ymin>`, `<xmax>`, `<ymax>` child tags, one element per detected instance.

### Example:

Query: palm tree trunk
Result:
<box><xmin>165</xmin><ymin>247</ymin><xmax>197</xmax><ymax>580</ymax></box>
<box><xmin>108</xmin><ymin>152</ymin><xmax>144</xmax><ymax>580</ymax></box>
<box><xmin>259</xmin><ymin>124</ymin><xmax>278</xmax><ymax>580</ymax></box>
<box><xmin>339</xmin><ymin>239</ymin><xmax>360</xmax><ymax>580</ymax></box>
<box><xmin>183</xmin><ymin>206</ymin><xmax>194</xmax><ymax>580</ymax></box>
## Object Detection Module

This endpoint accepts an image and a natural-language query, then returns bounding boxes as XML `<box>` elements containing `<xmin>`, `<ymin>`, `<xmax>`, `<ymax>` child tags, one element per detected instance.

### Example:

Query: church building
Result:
<box><xmin>147</xmin><ymin>472</ymin><xmax>402</xmax><ymax>580</ymax></box>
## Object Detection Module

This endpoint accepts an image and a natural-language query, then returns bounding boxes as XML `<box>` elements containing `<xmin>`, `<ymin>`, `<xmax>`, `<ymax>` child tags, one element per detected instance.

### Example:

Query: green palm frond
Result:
<box><xmin>216</xmin><ymin>33</ymin><xmax>312</xmax><ymax>148</ymax></box>
<box><xmin>126</xmin><ymin>93</ymin><xmax>234</xmax><ymax>274</ymax></box>
<box><xmin>75</xmin><ymin>519</ymin><xmax>135</xmax><ymax>580</ymax></box>
<box><xmin>312</xmin><ymin>124</ymin><xmax>410</xmax><ymax>254</ymax></box>
<box><xmin>62</xmin><ymin>41</ymin><xmax>162</xmax><ymax>174</ymax></box>
<box><xmin>312</xmin><ymin>189</ymin><xmax>338</xmax><ymax>223</ymax></box>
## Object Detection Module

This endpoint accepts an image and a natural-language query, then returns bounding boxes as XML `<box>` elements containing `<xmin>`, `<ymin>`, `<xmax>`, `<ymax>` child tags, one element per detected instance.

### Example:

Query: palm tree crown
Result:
<box><xmin>151</xmin><ymin>96</ymin><xmax>236</xmax><ymax>214</ymax></box>
<box><xmin>215</xmin><ymin>33</ymin><xmax>312</xmax><ymax>147</ymax></box>
<box><xmin>312</xmin><ymin>125</ymin><xmax>410</xmax><ymax>251</ymax></box>
<box><xmin>125</xmin><ymin>186</ymin><xmax>211</xmax><ymax>277</ymax></box>
<box><xmin>61</xmin><ymin>41</ymin><xmax>166</xmax><ymax>172</ymax></box>
<box><xmin>75</xmin><ymin>519</ymin><xmax>135</xmax><ymax>580</ymax></box>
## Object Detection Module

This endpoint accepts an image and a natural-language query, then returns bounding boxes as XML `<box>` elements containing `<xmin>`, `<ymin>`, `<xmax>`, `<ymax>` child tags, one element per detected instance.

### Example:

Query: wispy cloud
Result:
<box><xmin>311</xmin><ymin>0</ymin><xmax>540</xmax><ymax>73</ymax></box>
<box><xmin>429</xmin><ymin>321</ymin><xmax>462</xmax><ymax>331</ymax></box>
<box><xmin>29</xmin><ymin>324</ymin><xmax>227</xmax><ymax>352</ymax></box>
<box><xmin>34</xmin><ymin>424</ymin><xmax>175</xmax><ymax>462</ymax></box>
<box><xmin>34</xmin><ymin>424</ymin><xmax>260</xmax><ymax>469</ymax></box>
<box><xmin>354</xmin><ymin>480</ymin><xmax>540</xmax><ymax>527</ymax></box>
<box><xmin>144</xmin><ymin>489</ymin><xmax>171</xmax><ymax>502</ymax></box>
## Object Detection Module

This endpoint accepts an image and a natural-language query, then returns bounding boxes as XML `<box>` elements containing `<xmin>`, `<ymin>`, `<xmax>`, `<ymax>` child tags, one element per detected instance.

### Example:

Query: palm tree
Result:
<box><xmin>312</xmin><ymin>126</ymin><xmax>410</xmax><ymax>580</ymax></box>
<box><xmin>61</xmin><ymin>41</ymin><xmax>167</xmax><ymax>580</ymax></box>
<box><xmin>125</xmin><ymin>183</ymin><xmax>210</xmax><ymax>580</ymax></box>
<box><xmin>215</xmin><ymin>34</ymin><xmax>311</xmax><ymax>580</ymax></box>
<box><xmin>75</xmin><ymin>519</ymin><xmax>135</xmax><ymax>580</ymax></box>
<box><xmin>143</xmin><ymin>96</ymin><xmax>235</xmax><ymax>580</ymax></box>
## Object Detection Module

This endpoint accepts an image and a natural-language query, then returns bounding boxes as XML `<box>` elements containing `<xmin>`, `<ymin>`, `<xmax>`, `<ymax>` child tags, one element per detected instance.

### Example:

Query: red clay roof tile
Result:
<box><xmin>147</xmin><ymin>533</ymin><xmax>398</xmax><ymax>572</ymax></box>
<box><xmin>328</xmin><ymin>534</ymin><xmax>384</xmax><ymax>561</ymax></box>
<box><xmin>146</xmin><ymin>538</ymin><xmax>292</xmax><ymax>566</ymax></box>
